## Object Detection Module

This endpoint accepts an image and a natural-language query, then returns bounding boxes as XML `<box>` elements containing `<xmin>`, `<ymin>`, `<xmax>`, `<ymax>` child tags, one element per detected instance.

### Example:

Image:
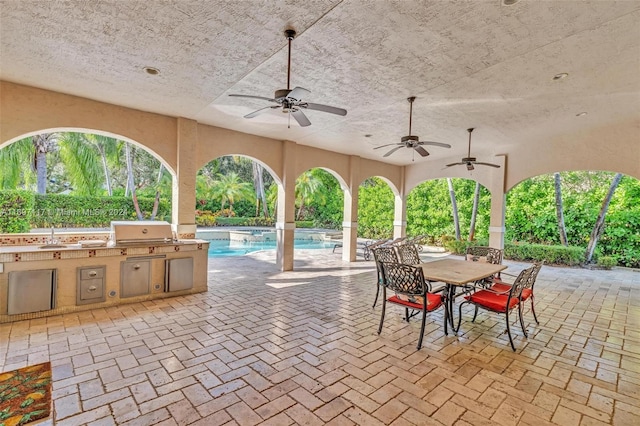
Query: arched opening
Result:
<box><xmin>357</xmin><ymin>176</ymin><xmax>397</xmax><ymax>240</ymax></box>
<box><xmin>407</xmin><ymin>178</ymin><xmax>491</xmax><ymax>248</ymax></box>
<box><xmin>506</xmin><ymin>171</ymin><xmax>640</xmax><ymax>268</ymax></box>
<box><xmin>0</xmin><ymin>130</ymin><xmax>173</xmax><ymax>233</ymax></box>
<box><xmin>294</xmin><ymin>167</ymin><xmax>345</xmax><ymax>230</ymax></box>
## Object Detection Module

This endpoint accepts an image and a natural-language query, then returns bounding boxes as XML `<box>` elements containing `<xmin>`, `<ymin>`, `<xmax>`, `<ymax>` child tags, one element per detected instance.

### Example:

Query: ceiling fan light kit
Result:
<box><xmin>445</xmin><ymin>128</ymin><xmax>500</xmax><ymax>171</ymax></box>
<box><xmin>229</xmin><ymin>29</ymin><xmax>347</xmax><ymax>128</ymax></box>
<box><xmin>373</xmin><ymin>96</ymin><xmax>451</xmax><ymax>159</ymax></box>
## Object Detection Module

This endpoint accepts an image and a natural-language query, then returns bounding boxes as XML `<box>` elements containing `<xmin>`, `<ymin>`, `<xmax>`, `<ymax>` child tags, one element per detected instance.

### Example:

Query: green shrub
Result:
<box><xmin>214</xmin><ymin>216</ymin><xmax>274</xmax><ymax>227</ymax></box>
<box><xmin>597</xmin><ymin>256</ymin><xmax>617</xmax><ymax>270</ymax></box>
<box><xmin>442</xmin><ymin>237</ymin><xmax>489</xmax><ymax>255</ymax></box>
<box><xmin>504</xmin><ymin>242</ymin><xmax>584</xmax><ymax>266</ymax></box>
<box><xmin>295</xmin><ymin>221</ymin><xmax>314</xmax><ymax>228</ymax></box>
<box><xmin>0</xmin><ymin>190</ymin><xmax>35</xmax><ymax>233</ymax></box>
<box><xmin>195</xmin><ymin>210</ymin><xmax>219</xmax><ymax>226</ymax></box>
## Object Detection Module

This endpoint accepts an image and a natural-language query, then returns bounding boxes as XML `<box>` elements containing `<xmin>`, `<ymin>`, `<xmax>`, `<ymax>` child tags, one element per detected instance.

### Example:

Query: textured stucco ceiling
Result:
<box><xmin>1</xmin><ymin>0</ymin><xmax>639</xmax><ymax>166</ymax></box>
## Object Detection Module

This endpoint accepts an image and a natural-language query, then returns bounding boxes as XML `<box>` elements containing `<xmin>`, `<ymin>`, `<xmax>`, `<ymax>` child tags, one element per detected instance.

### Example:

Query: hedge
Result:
<box><xmin>0</xmin><ymin>191</ymin><xmax>171</xmax><ymax>230</ymax></box>
<box><xmin>443</xmin><ymin>237</ymin><xmax>585</xmax><ymax>266</ymax></box>
<box><xmin>0</xmin><ymin>190</ymin><xmax>35</xmax><ymax>233</ymax></box>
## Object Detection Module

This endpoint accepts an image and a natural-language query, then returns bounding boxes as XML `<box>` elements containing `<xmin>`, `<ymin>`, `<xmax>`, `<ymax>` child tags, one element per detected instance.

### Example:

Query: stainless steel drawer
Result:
<box><xmin>77</xmin><ymin>266</ymin><xmax>106</xmax><ymax>305</ymax></box>
<box><xmin>80</xmin><ymin>268</ymin><xmax>104</xmax><ymax>280</ymax></box>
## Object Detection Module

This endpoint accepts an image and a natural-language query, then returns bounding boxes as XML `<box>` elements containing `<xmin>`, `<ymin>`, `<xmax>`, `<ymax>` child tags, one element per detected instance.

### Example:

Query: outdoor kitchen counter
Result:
<box><xmin>0</xmin><ymin>239</ymin><xmax>210</xmax><ymax>323</ymax></box>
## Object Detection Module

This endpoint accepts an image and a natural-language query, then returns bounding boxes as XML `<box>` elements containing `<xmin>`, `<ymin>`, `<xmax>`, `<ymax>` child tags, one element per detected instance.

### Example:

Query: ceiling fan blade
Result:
<box><xmin>243</xmin><ymin>105</ymin><xmax>279</xmax><ymax>119</ymax></box>
<box><xmin>373</xmin><ymin>143</ymin><xmax>402</xmax><ymax>150</ymax></box>
<box><xmin>291</xmin><ymin>109</ymin><xmax>311</xmax><ymax>127</ymax></box>
<box><xmin>303</xmin><ymin>102</ymin><xmax>348</xmax><ymax>116</ymax></box>
<box><xmin>419</xmin><ymin>141</ymin><xmax>452</xmax><ymax>149</ymax></box>
<box><xmin>229</xmin><ymin>94</ymin><xmax>276</xmax><ymax>102</ymax></box>
<box><xmin>473</xmin><ymin>161</ymin><xmax>501</xmax><ymax>168</ymax></box>
<box><xmin>414</xmin><ymin>146</ymin><xmax>430</xmax><ymax>157</ymax></box>
<box><xmin>445</xmin><ymin>162</ymin><xmax>465</xmax><ymax>167</ymax></box>
<box><xmin>383</xmin><ymin>146</ymin><xmax>405</xmax><ymax>157</ymax></box>
<box><xmin>287</xmin><ymin>86</ymin><xmax>310</xmax><ymax>102</ymax></box>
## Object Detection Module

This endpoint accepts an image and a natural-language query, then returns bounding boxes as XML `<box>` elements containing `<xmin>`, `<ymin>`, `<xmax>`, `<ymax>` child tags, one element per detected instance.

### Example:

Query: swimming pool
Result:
<box><xmin>207</xmin><ymin>239</ymin><xmax>335</xmax><ymax>257</ymax></box>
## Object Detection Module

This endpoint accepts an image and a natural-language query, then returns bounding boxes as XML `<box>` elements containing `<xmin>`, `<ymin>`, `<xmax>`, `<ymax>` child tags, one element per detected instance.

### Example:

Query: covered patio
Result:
<box><xmin>1</xmin><ymin>250</ymin><xmax>638</xmax><ymax>424</ymax></box>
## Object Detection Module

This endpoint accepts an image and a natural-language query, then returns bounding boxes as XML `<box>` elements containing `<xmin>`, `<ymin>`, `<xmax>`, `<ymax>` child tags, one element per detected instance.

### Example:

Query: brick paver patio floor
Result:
<box><xmin>1</xmin><ymin>249</ymin><xmax>639</xmax><ymax>425</ymax></box>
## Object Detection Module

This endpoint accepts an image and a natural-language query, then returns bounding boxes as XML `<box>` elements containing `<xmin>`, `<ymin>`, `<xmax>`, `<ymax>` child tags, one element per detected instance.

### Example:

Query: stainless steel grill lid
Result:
<box><xmin>110</xmin><ymin>221</ymin><xmax>174</xmax><ymax>245</ymax></box>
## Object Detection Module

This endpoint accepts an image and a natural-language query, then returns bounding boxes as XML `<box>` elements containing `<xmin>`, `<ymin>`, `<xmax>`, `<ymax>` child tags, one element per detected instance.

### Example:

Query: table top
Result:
<box><xmin>418</xmin><ymin>258</ymin><xmax>507</xmax><ymax>286</ymax></box>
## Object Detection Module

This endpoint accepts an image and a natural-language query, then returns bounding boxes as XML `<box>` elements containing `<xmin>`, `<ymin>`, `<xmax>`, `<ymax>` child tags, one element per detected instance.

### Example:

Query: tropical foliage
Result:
<box><xmin>1</xmin><ymin>132</ymin><xmax>638</xmax><ymax>267</ymax></box>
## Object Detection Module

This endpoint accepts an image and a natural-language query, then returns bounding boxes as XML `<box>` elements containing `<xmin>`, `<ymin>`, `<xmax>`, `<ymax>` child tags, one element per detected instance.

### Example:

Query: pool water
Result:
<box><xmin>207</xmin><ymin>239</ymin><xmax>335</xmax><ymax>257</ymax></box>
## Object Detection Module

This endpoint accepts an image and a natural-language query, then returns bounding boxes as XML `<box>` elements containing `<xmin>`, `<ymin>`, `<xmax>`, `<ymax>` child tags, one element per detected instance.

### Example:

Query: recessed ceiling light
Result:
<box><xmin>552</xmin><ymin>73</ymin><xmax>568</xmax><ymax>81</ymax></box>
<box><xmin>502</xmin><ymin>0</ymin><xmax>520</xmax><ymax>5</ymax></box>
<box><xmin>143</xmin><ymin>66</ymin><xmax>160</xmax><ymax>76</ymax></box>
<box><xmin>576</xmin><ymin>112</ymin><xmax>588</xmax><ymax>117</ymax></box>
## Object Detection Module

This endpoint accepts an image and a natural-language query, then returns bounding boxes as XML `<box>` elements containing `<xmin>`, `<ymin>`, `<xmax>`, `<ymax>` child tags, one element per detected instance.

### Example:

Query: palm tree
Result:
<box><xmin>585</xmin><ymin>173</ymin><xmax>623</xmax><ymax>263</ymax></box>
<box><xmin>32</xmin><ymin>133</ymin><xmax>58</xmax><ymax>194</ymax></box>
<box><xmin>295</xmin><ymin>170</ymin><xmax>324</xmax><ymax>220</ymax></box>
<box><xmin>468</xmin><ymin>182</ymin><xmax>480</xmax><ymax>241</ymax></box>
<box><xmin>57</xmin><ymin>133</ymin><xmax>103</xmax><ymax>196</ymax></box>
<box><xmin>554</xmin><ymin>172</ymin><xmax>568</xmax><ymax>246</ymax></box>
<box><xmin>253</xmin><ymin>162</ymin><xmax>269</xmax><ymax>218</ymax></box>
<box><xmin>0</xmin><ymin>138</ymin><xmax>35</xmax><ymax>189</ymax></box>
<box><xmin>447</xmin><ymin>178</ymin><xmax>461</xmax><ymax>240</ymax></box>
<box><xmin>212</xmin><ymin>172</ymin><xmax>254</xmax><ymax>216</ymax></box>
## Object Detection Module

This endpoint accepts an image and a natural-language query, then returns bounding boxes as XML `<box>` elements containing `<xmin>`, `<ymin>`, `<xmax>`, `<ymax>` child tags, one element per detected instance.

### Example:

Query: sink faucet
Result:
<box><xmin>48</xmin><ymin>226</ymin><xmax>58</xmax><ymax>245</ymax></box>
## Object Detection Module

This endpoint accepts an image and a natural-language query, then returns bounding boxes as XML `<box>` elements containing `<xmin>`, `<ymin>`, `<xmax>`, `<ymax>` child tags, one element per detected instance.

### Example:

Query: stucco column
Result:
<box><xmin>171</xmin><ymin>117</ymin><xmax>197</xmax><ymax>238</ymax></box>
<box><xmin>342</xmin><ymin>156</ymin><xmax>360</xmax><ymax>262</ymax></box>
<box><xmin>276</xmin><ymin>141</ymin><xmax>296</xmax><ymax>271</ymax></box>
<box><xmin>393</xmin><ymin>194</ymin><xmax>407</xmax><ymax>239</ymax></box>
<box><xmin>488</xmin><ymin>155</ymin><xmax>507</xmax><ymax>249</ymax></box>
<box><xmin>393</xmin><ymin>166</ymin><xmax>407</xmax><ymax>239</ymax></box>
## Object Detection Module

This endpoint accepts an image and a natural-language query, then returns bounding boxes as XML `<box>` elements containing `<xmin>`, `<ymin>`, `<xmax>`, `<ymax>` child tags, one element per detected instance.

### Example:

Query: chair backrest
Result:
<box><xmin>380</xmin><ymin>262</ymin><xmax>427</xmax><ymax>297</ymax></box>
<box><xmin>372</xmin><ymin>246</ymin><xmax>399</xmax><ymax>283</ymax></box>
<box><xmin>396</xmin><ymin>244</ymin><xmax>421</xmax><ymax>265</ymax></box>
<box><xmin>524</xmin><ymin>262</ymin><xmax>543</xmax><ymax>291</ymax></box>
<box><xmin>466</xmin><ymin>246</ymin><xmax>503</xmax><ymax>265</ymax></box>
<box><xmin>508</xmin><ymin>265</ymin><xmax>536</xmax><ymax>300</ymax></box>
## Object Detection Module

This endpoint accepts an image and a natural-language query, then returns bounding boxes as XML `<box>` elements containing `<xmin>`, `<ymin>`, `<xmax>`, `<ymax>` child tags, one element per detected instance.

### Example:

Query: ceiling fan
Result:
<box><xmin>374</xmin><ymin>97</ymin><xmax>451</xmax><ymax>159</ymax></box>
<box><xmin>228</xmin><ymin>29</ymin><xmax>347</xmax><ymax>128</ymax></box>
<box><xmin>446</xmin><ymin>128</ymin><xmax>500</xmax><ymax>171</ymax></box>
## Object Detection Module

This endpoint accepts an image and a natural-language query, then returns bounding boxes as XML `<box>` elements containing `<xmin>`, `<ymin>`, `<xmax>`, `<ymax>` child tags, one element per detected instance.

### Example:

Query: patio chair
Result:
<box><xmin>490</xmin><ymin>262</ymin><xmax>543</xmax><ymax>324</ymax></box>
<box><xmin>457</xmin><ymin>264</ymin><xmax>535</xmax><ymax>351</ymax></box>
<box><xmin>362</xmin><ymin>238</ymin><xmax>390</xmax><ymax>261</ymax></box>
<box><xmin>371</xmin><ymin>246</ymin><xmax>399</xmax><ymax>308</ymax></box>
<box><xmin>465</xmin><ymin>246</ymin><xmax>504</xmax><ymax>285</ymax></box>
<box><xmin>377</xmin><ymin>262</ymin><xmax>447</xmax><ymax>350</ymax></box>
<box><xmin>396</xmin><ymin>243</ymin><xmax>421</xmax><ymax>265</ymax></box>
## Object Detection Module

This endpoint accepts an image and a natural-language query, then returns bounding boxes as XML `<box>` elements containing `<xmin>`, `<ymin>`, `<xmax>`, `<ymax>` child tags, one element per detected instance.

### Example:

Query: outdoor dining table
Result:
<box><xmin>418</xmin><ymin>259</ymin><xmax>507</xmax><ymax>330</ymax></box>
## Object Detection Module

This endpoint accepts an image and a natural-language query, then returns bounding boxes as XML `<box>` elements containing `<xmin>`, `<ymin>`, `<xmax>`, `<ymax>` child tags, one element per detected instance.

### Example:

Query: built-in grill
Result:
<box><xmin>110</xmin><ymin>221</ymin><xmax>175</xmax><ymax>246</ymax></box>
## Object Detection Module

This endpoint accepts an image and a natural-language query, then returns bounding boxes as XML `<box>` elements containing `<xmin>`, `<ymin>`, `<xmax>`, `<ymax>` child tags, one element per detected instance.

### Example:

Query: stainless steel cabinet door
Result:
<box><xmin>8</xmin><ymin>269</ymin><xmax>55</xmax><ymax>315</ymax></box>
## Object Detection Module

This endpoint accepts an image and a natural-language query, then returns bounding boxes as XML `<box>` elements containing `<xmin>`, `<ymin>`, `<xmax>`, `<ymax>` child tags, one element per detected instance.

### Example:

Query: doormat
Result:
<box><xmin>0</xmin><ymin>362</ymin><xmax>52</xmax><ymax>426</ymax></box>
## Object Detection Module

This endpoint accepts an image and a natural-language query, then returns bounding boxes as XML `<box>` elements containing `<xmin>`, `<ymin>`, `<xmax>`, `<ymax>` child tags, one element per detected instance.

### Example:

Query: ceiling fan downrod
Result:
<box><xmin>285</xmin><ymin>29</ymin><xmax>296</xmax><ymax>91</ymax></box>
<box><xmin>467</xmin><ymin>127</ymin><xmax>474</xmax><ymax>158</ymax></box>
<box><xmin>408</xmin><ymin>96</ymin><xmax>416</xmax><ymax>136</ymax></box>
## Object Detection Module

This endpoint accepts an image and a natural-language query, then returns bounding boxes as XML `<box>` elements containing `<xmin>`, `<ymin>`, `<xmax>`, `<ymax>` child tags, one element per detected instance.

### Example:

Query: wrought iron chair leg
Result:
<box><xmin>417</xmin><ymin>307</ymin><xmax>427</xmax><ymax>350</ymax></box>
<box><xmin>505</xmin><ymin>309</ymin><xmax>516</xmax><ymax>351</ymax></box>
<box><xmin>443</xmin><ymin>298</ymin><xmax>448</xmax><ymax>336</ymax></box>
<box><xmin>377</xmin><ymin>291</ymin><xmax>386</xmax><ymax>335</ymax></box>
<box><xmin>455</xmin><ymin>301</ymin><xmax>467</xmax><ymax>333</ymax></box>
<box><xmin>530</xmin><ymin>296</ymin><xmax>540</xmax><ymax>324</ymax></box>
<box><xmin>372</xmin><ymin>284</ymin><xmax>380</xmax><ymax>308</ymax></box>
<box><xmin>405</xmin><ymin>307</ymin><xmax>410</xmax><ymax>322</ymax></box>
<box><xmin>472</xmin><ymin>306</ymin><xmax>479</xmax><ymax>322</ymax></box>
<box><xmin>518</xmin><ymin>303</ymin><xmax>528</xmax><ymax>338</ymax></box>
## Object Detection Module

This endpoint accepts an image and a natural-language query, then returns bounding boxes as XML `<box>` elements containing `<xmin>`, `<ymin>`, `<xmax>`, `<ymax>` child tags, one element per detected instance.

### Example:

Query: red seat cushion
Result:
<box><xmin>465</xmin><ymin>289</ymin><xmax>519</xmax><ymax>312</ymax></box>
<box><xmin>388</xmin><ymin>293</ymin><xmax>443</xmax><ymax>311</ymax></box>
<box><xmin>490</xmin><ymin>282</ymin><xmax>532</xmax><ymax>300</ymax></box>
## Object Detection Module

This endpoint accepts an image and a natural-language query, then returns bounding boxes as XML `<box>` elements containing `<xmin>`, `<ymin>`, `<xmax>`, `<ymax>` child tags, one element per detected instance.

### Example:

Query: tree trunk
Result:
<box><xmin>98</xmin><ymin>145</ymin><xmax>113</xmax><ymax>196</ymax></box>
<box><xmin>585</xmin><ymin>173</ymin><xmax>623</xmax><ymax>263</ymax></box>
<box><xmin>32</xmin><ymin>134</ymin><xmax>53</xmax><ymax>194</ymax></box>
<box><xmin>252</xmin><ymin>163</ymin><xmax>269</xmax><ymax>218</ymax></box>
<box><xmin>125</xmin><ymin>142</ymin><xmax>144</xmax><ymax>220</ymax></box>
<box><xmin>554</xmin><ymin>172</ymin><xmax>568</xmax><ymax>246</ymax></box>
<box><xmin>447</xmin><ymin>178</ymin><xmax>461</xmax><ymax>240</ymax></box>
<box><xmin>468</xmin><ymin>182</ymin><xmax>480</xmax><ymax>241</ymax></box>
